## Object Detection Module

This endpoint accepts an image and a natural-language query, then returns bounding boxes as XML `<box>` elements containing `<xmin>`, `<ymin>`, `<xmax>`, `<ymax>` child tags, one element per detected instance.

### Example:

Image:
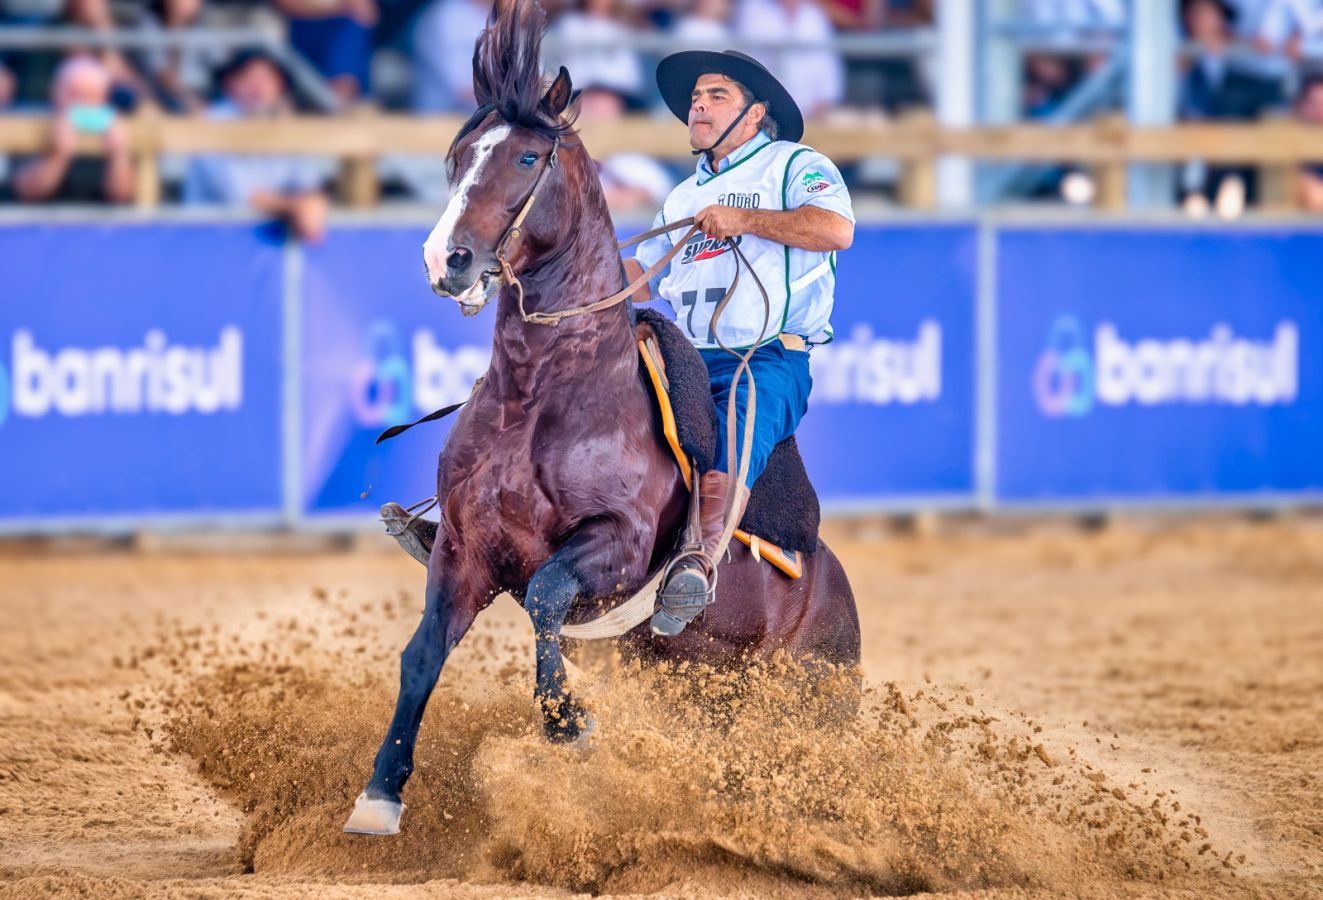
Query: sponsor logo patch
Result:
<box><xmin>802</xmin><ymin>170</ymin><xmax>831</xmax><ymax>193</ymax></box>
<box><xmin>680</xmin><ymin>233</ymin><xmax>740</xmax><ymax>265</ymax></box>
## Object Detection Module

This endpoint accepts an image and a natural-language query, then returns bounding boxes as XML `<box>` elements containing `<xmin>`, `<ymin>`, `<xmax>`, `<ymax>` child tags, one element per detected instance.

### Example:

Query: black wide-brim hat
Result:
<box><xmin>657</xmin><ymin>50</ymin><xmax>804</xmax><ymax>144</ymax></box>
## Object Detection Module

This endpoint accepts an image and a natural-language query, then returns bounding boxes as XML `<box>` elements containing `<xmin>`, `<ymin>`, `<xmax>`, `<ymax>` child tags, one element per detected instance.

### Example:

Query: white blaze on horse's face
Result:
<box><xmin>423</xmin><ymin>123</ymin><xmax>512</xmax><ymax>313</ymax></box>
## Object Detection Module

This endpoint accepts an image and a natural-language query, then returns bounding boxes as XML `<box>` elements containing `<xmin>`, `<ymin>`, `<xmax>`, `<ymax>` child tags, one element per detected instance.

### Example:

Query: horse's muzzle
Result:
<box><xmin>434</xmin><ymin>269</ymin><xmax>500</xmax><ymax>315</ymax></box>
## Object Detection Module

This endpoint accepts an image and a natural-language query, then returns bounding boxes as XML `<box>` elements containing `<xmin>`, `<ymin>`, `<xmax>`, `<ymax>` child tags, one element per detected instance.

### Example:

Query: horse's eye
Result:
<box><xmin>519</xmin><ymin>152</ymin><xmax>538</xmax><ymax>167</ymax></box>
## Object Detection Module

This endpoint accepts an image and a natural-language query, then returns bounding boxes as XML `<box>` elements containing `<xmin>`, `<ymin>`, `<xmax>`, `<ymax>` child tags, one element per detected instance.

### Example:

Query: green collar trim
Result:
<box><xmin>696</xmin><ymin>139</ymin><xmax>775</xmax><ymax>186</ymax></box>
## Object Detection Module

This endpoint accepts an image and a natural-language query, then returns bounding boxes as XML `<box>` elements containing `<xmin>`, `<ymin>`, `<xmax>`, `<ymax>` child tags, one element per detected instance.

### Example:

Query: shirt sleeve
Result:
<box><xmin>631</xmin><ymin>206</ymin><xmax>673</xmax><ymax>298</ymax></box>
<box><xmin>183</xmin><ymin>155</ymin><xmax>231</xmax><ymax>206</ymax></box>
<box><xmin>783</xmin><ymin>149</ymin><xmax>854</xmax><ymax>224</ymax></box>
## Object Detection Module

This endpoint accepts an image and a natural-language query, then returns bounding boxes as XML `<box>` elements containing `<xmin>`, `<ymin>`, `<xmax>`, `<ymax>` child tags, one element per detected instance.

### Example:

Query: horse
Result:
<box><xmin>344</xmin><ymin>0</ymin><xmax>860</xmax><ymax>836</ymax></box>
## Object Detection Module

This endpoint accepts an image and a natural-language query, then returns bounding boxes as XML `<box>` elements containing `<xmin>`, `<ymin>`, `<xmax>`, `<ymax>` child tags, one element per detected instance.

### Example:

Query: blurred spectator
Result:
<box><xmin>411</xmin><ymin>0</ymin><xmax>487</xmax><ymax>112</ymax></box>
<box><xmin>4</xmin><ymin>0</ymin><xmax>144</xmax><ymax>108</ymax></box>
<box><xmin>9</xmin><ymin>55</ymin><xmax>135</xmax><ymax>204</ymax></box>
<box><xmin>134</xmin><ymin>0</ymin><xmax>229</xmax><ymax>113</ymax></box>
<box><xmin>183</xmin><ymin>49</ymin><xmax>329</xmax><ymax>241</ymax></box>
<box><xmin>577</xmin><ymin>82</ymin><xmax>673</xmax><ymax>212</ymax></box>
<box><xmin>672</xmin><ymin>0</ymin><xmax>732</xmax><ymax>46</ymax></box>
<box><xmin>1015</xmin><ymin>0</ymin><xmax>1127</xmax><ymax>124</ymax></box>
<box><xmin>1023</xmin><ymin>54</ymin><xmax>1084</xmax><ymax>118</ymax></box>
<box><xmin>1296</xmin><ymin>71</ymin><xmax>1323</xmax><ymax>210</ymax></box>
<box><xmin>734</xmin><ymin>0</ymin><xmax>844</xmax><ymax>118</ymax></box>
<box><xmin>1255</xmin><ymin>0</ymin><xmax>1323</xmax><ymax>58</ymax></box>
<box><xmin>831</xmin><ymin>0</ymin><xmax>933</xmax><ymax>111</ymax></box>
<box><xmin>819</xmin><ymin>0</ymin><xmax>933</xmax><ymax>31</ymax></box>
<box><xmin>1181</xmin><ymin>0</ymin><xmax>1284</xmax><ymax>119</ymax></box>
<box><xmin>1179</xmin><ymin>0</ymin><xmax>1284</xmax><ymax>207</ymax></box>
<box><xmin>276</xmin><ymin>0</ymin><xmax>377</xmax><ymax>105</ymax></box>
<box><xmin>547</xmin><ymin>0</ymin><xmax>645</xmax><ymax>104</ymax></box>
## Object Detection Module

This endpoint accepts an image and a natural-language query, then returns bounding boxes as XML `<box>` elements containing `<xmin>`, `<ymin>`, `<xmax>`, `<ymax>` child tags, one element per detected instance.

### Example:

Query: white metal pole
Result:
<box><xmin>937</xmin><ymin>0</ymin><xmax>977</xmax><ymax>208</ymax></box>
<box><xmin>1128</xmin><ymin>0</ymin><xmax>1179</xmax><ymax>208</ymax></box>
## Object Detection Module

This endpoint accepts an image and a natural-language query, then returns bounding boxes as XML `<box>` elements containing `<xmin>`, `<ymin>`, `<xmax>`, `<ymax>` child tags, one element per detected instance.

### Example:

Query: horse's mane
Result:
<box><xmin>450</xmin><ymin>0</ymin><xmax>576</xmax><ymax>156</ymax></box>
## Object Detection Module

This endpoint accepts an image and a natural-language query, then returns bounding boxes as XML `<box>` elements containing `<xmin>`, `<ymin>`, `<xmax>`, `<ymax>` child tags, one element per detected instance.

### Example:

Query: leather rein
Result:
<box><xmin>491</xmin><ymin>133</ymin><xmax>707</xmax><ymax>328</ymax></box>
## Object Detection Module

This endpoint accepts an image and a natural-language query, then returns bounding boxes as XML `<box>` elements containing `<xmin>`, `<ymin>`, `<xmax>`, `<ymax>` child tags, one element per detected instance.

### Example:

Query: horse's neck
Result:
<box><xmin>488</xmin><ymin>219</ymin><xmax>636</xmax><ymax>397</ymax></box>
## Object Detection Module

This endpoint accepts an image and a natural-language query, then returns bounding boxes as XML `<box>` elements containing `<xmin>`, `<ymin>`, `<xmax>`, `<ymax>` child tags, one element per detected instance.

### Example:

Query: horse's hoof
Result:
<box><xmin>543</xmin><ymin>703</ymin><xmax>594</xmax><ymax>746</ymax></box>
<box><xmin>572</xmin><ymin>712</ymin><xmax>597</xmax><ymax>750</ymax></box>
<box><xmin>343</xmin><ymin>792</ymin><xmax>405</xmax><ymax>836</ymax></box>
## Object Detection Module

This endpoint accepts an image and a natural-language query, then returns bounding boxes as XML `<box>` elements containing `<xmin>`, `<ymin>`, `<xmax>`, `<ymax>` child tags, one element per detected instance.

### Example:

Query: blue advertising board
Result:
<box><xmin>995</xmin><ymin>226</ymin><xmax>1323</xmax><ymax>504</ymax></box>
<box><xmin>300</xmin><ymin>223</ymin><xmax>979</xmax><ymax>520</ymax></box>
<box><xmin>799</xmin><ymin>223</ymin><xmax>977</xmax><ymax>506</ymax></box>
<box><xmin>0</xmin><ymin>223</ymin><xmax>285</xmax><ymax>525</ymax></box>
<box><xmin>300</xmin><ymin>226</ymin><xmax>492</xmax><ymax>518</ymax></box>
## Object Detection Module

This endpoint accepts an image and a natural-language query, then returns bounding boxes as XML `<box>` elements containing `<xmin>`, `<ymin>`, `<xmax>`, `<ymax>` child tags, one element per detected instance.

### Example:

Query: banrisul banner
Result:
<box><xmin>0</xmin><ymin>223</ymin><xmax>284</xmax><ymax>524</ymax></box>
<box><xmin>300</xmin><ymin>223</ymin><xmax>977</xmax><ymax>519</ymax></box>
<box><xmin>300</xmin><ymin>227</ymin><xmax>492</xmax><ymax>518</ymax></box>
<box><xmin>996</xmin><ymin>226</ymin><xmax>1323</xmax><ymax>504</ymax></box>
<box><xmin>799</xmin><ymin>223</ymin><xmax>976</xmax><ymax>505</ymax></box>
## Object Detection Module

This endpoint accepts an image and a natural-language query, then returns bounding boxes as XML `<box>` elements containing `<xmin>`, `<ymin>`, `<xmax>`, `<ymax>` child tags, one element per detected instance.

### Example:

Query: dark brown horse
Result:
<box><xmin>344</xmin><ymin>0</ymin><xmax>859</xmax><ymax>836</ymax></box>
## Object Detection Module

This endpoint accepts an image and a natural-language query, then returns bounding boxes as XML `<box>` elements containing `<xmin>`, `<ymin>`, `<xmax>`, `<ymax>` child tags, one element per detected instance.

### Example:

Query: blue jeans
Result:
<box><xmin>700</xmin><ymin>343</ymin><xmax>812</xmax><ymax>487</ymax></box>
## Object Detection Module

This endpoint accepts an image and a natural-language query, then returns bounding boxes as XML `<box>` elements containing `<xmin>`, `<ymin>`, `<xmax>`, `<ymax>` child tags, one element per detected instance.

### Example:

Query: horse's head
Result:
<box><xmin>423</xmin><ymin>0</ymin><xmax>582</xmax><ymax>316</ymax></box>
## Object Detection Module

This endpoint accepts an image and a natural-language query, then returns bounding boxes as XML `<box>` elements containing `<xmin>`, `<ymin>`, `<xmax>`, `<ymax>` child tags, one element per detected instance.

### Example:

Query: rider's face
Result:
<box><xmin>688</xmin><ymin>74</ymin><xmax>752</xmax><ymax>150</ymax></box>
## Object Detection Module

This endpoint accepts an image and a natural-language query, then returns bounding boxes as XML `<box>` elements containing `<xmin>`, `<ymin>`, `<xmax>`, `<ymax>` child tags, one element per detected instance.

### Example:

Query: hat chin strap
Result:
<box><xmin>692</xmin><ymin>100</ymin><xmax>757</xmax><ymax>167</ymax></box>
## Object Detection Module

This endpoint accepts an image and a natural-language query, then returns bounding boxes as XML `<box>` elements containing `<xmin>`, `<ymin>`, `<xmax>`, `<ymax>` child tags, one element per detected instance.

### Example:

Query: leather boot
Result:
<box><xmin>652</xmin><ymin>470</ymin><xmax>748</xmax><ymax>636</ymax></box>
<box><xmin>381</xmin><ymin>502</ymin><xmax>437</xmax><ymax>566</ymax></box>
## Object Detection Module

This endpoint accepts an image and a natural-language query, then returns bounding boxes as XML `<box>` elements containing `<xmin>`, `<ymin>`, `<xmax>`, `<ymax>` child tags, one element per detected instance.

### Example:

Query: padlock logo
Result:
<box><xmin>1034</xmin><ymin>316</ymin><xmax>1094</xmax><ymax>417</ymax></box>
<box><xmin>350</xmin><ymin>321</ymin><xmax>413</xmax><ymax>427</ymax></box>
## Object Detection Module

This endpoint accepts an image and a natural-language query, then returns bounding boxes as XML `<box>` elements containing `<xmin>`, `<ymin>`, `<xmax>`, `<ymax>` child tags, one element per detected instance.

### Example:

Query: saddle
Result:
<box><xmin>632</xmin><ymin>307</ymin><xmax>821</xmax><ymax>579</ymax></box>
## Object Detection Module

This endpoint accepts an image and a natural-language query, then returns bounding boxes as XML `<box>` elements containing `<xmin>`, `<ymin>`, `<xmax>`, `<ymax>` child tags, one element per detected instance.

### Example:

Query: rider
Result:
<box><xmin>628</xmin><ymin>50</ymin><xmax>855</xmax><ymax>636</ymax></box>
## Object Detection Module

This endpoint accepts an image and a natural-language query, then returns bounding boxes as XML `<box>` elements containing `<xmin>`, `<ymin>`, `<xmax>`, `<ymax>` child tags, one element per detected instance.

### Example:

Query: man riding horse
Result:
<box><xmin>628</xmin><ymin>50</ymin><xmax>855</xmax><ymax>635</ymax></box>
<box><xmin>347</xmin><ymin>0</ymin><xmax>861</xmax><ymax>835</ymax></box>
<box><xmin>379</xmin><ymin>48</ymin><xmax>854</xmax><ymax>637</ymax></box>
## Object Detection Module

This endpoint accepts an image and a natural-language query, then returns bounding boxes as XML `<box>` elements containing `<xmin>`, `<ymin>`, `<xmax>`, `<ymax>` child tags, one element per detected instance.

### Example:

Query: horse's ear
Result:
<box><xmin>541</xmin><ymin>66</ymin><xmax>572</xmax><ymax>118</ymax></box>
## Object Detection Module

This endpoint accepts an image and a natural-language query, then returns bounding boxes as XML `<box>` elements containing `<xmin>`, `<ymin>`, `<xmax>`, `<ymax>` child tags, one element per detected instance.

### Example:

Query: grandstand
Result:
<box><xmin>1</xmin><ymin>0</ymin><xmax>1321</xmax><ymax>215</ymax></box>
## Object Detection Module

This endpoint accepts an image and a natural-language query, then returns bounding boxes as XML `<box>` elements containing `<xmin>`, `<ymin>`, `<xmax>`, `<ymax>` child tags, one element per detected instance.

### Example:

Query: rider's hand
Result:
<box><xmin>694</xmin><ymin>204</ymin><xmax>749</xmax><ymax>242</ymax></box>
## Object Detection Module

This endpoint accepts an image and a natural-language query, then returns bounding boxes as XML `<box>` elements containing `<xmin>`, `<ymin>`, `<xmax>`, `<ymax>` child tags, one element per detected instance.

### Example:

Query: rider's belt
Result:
<box><xmin>777</xmin><ymin>333</ymin><xmax>807</xmax><ymax>352</ymax></box>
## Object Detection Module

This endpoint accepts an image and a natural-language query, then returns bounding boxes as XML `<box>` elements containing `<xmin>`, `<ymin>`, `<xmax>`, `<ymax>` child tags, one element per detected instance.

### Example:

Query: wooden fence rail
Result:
<box><xmin>3</xmin><ymin>111</ymin><xmax>1321</xmax><ymax>210</ymax></box>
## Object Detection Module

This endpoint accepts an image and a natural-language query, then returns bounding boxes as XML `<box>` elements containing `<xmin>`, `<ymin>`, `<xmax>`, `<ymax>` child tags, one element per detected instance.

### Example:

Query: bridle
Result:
<box><xmin>488</xmin><ymin>130</ymin><xmax>707</xmax><ymax>328</ymax></box>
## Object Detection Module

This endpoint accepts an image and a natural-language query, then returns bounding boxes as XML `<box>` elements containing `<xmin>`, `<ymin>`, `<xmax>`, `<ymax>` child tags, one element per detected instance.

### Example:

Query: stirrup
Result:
<box><xmin>380</xmin><ymin>498</ymin><xmax>436</xmax><ymax>566</ymax></box>
<box><xmin>651</xmin><ymin>546</ymin><xmax>717</xmax><ymax>637</ymax></box>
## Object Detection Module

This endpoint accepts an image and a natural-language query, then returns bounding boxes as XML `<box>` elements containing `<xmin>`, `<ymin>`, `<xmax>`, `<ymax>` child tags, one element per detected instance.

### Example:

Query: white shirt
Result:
<box><xmin>633</xmin><ymin>131</ymin><xmax>854</xmax><ymax>349</ymax></box>
<box><xmin>733</xmin><ymin>0</ymin><xmax>843</xmax><ymax>118</ymax></box>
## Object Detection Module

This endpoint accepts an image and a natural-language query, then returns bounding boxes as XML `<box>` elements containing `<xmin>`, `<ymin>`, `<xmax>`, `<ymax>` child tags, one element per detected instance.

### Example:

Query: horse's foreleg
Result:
<box><xmin>526</xmin><ymin>521</ymin><xmax>638</xmax><ymax>744</ymax></box>
<box><xmin>345</xmin><ymin>569</ymin><xmax>480</xmax><ymax>835</ymax></box>
<box><xmin>526</xmin><ymin>555</ymin><xmax>591</xmax><ymax>743</ymax></box>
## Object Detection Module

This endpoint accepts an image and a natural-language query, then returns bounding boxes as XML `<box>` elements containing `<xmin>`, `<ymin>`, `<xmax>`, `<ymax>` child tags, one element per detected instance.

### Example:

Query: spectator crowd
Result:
<box><xmin>1</xmin><ymin>0</ymin><xmax>1322</xmax><ymax>228</ymax></box>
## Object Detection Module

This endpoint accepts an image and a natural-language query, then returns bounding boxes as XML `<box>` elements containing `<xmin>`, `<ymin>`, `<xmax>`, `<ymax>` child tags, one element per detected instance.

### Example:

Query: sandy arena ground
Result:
<box><xmin>1</xmin><ymin>516</ymin><xmax>1321</xmax><ymax>898</ymax></box>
